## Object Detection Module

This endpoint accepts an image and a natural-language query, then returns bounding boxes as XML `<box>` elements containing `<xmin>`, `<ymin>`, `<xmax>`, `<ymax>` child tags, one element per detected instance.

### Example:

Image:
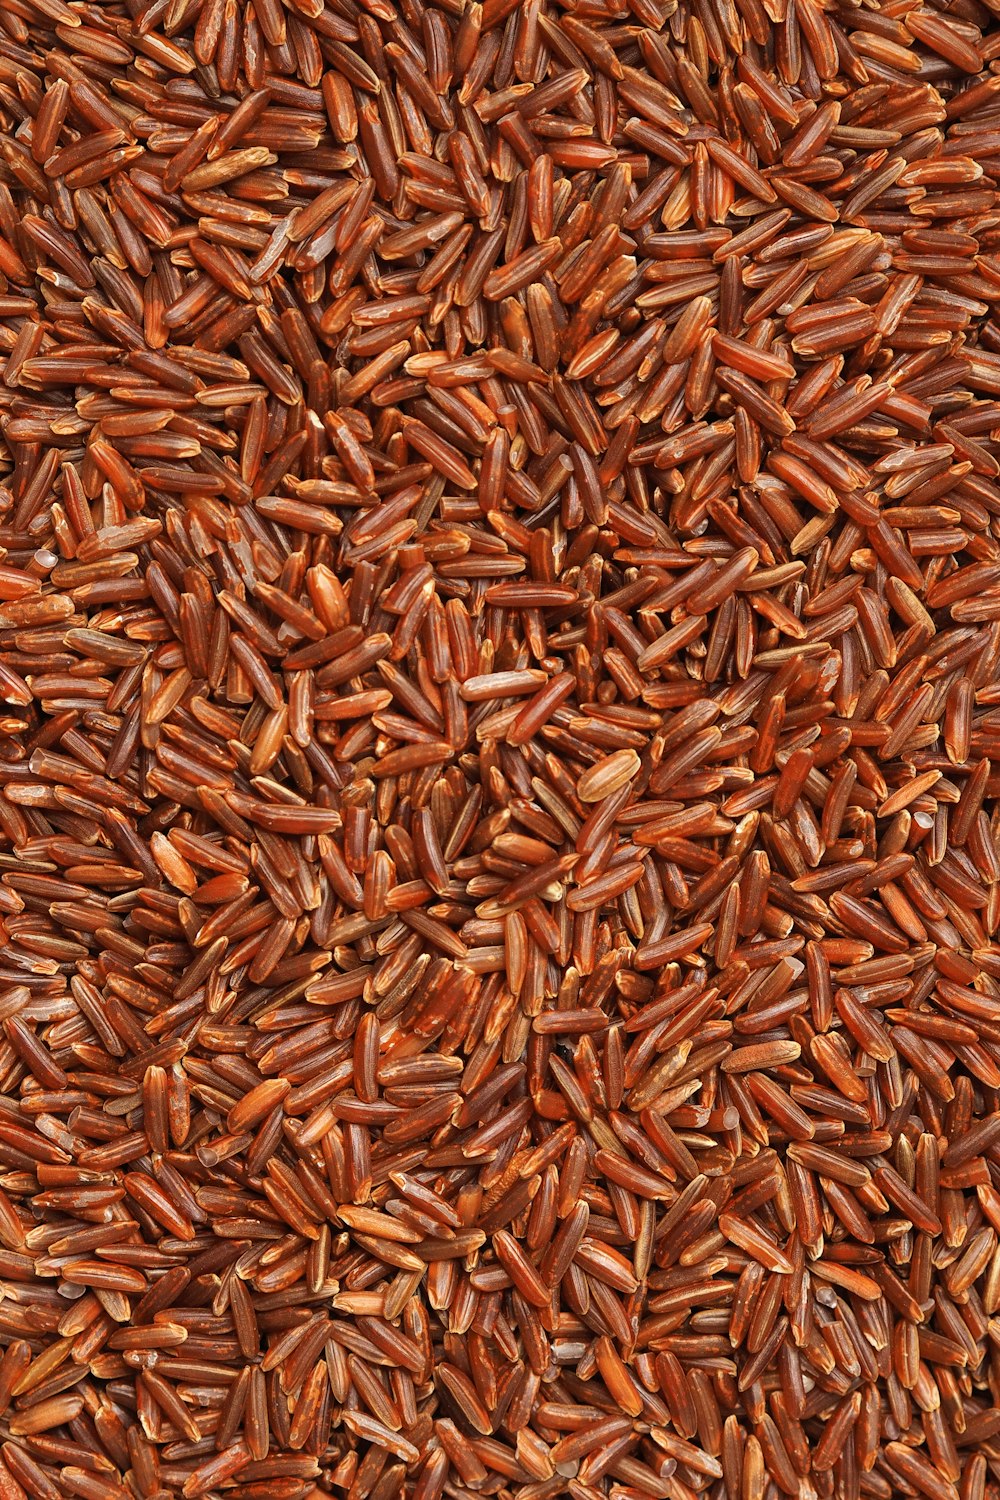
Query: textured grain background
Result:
<box><xmin>0</xmin><ymin>0</ymin><xmax>997</xmax><ymax>1496</ymax></box>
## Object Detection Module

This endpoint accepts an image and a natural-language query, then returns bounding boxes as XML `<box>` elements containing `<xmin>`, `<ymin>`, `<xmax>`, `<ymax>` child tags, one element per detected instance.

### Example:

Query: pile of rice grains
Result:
<box><xmin>5</xmin><ymin>0</ymin><xmax>1000</xmax><ymax>1495</ymax></box>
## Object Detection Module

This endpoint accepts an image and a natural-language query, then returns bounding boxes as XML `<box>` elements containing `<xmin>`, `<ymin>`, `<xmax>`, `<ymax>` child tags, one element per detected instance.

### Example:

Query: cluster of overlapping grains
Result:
<box><xmin>0</xmin><ymin>0</ymin><xmax>999</xmax><ymax>1496</ymax></box>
